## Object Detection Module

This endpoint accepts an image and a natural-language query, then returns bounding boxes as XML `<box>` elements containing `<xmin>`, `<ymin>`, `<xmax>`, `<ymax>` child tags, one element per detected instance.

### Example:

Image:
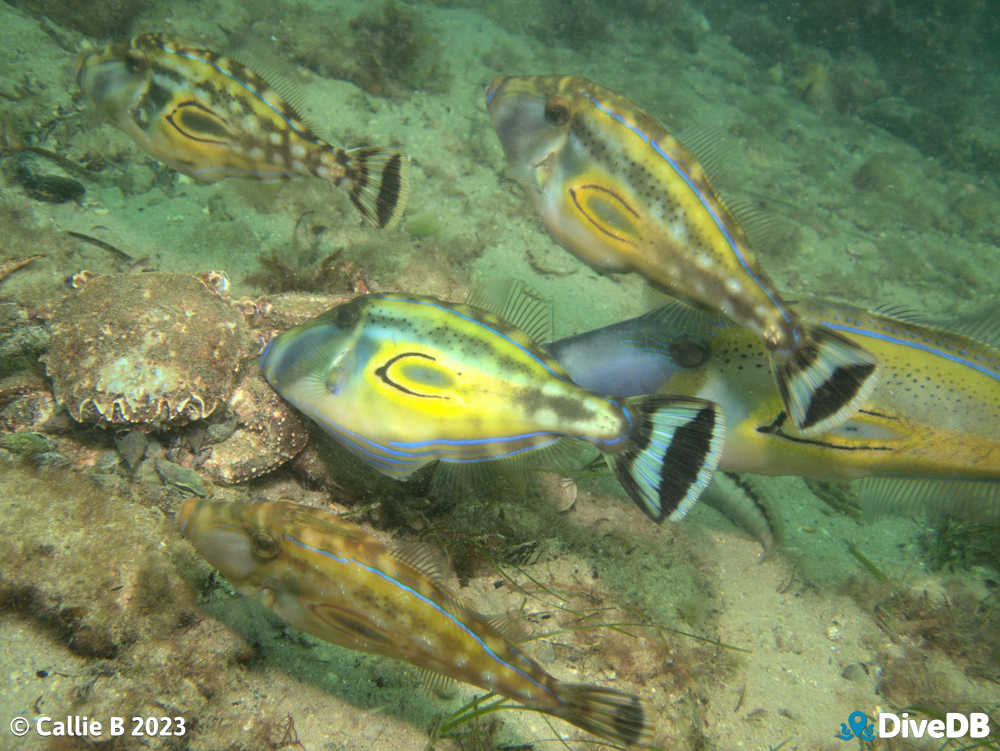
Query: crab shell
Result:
<box><xmin>43</xmin><ymin>272</ymin><xmax>249</xmax><ymax>428</ymax></box>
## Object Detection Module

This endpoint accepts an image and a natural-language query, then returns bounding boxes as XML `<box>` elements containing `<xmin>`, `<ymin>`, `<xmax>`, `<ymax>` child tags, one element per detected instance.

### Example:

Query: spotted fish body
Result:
<box><xmin>177</xmin><ymin>499</ymin><xmax>651</xmax><ymax>745</ymax></box>
<box><xmin>77</xmin><ymin>33</ymin><xmax>408</xmax><ymax>228</ymax></box>
<box><xmin>548</xmin><ymin>300</ymin><xmax>1000</xmax><ymax>481</ymax></box>
<box><xmin>486</xmin><ymin>74</ymin><xmax>878</xmax><ymax>436</ymax></box>
<box><xmin>260</xmin><ymin>291</ymin><xmax>725</xmax><ymax>521</ymax></box>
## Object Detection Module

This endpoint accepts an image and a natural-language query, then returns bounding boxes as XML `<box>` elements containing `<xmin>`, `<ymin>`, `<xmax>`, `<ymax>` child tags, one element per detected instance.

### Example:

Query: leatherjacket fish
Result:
<box><xmin>77</xmin><ymin>33</ymin><xmax>408</xmax><ymax>228</ymax></box>
<box><xmin>260</xmin><ymin>290</ymin><xmax>725</xmax><ymax>521</ymax></box>
<box><xmin>486</xmin><ymin>74</ymin><xmax>878</xmax><ymax>436</ymax></box>
<box><xmin>177</xmin><ymin>499</ymin><xmax>652</xmax><ymax>746</ymax></box>
<box><xmin>547</xmin><ymin>300</ymin><xmax>1000</xmax><ymax>481</ymax></box>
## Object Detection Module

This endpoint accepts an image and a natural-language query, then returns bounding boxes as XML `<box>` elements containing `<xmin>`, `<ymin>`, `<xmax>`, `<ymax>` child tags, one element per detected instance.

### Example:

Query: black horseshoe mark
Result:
<box><xmin>375</xmin><ymin>352</ymin><xmax>448</xmax><ymax>399</ymax></box>
<box><xmin>568</xmin><ymin>184</ymin><xmax>639</xmax><ymax>245</ymax></box>
<box><xmin>756</xmin><ymin>411</ymin><xmax>893</xmax><ymax>452</ymax></box>
<box><xmin>166</xmin><ymin>101</ymin><xmax>230</xmax><ymax>144</ymax></box>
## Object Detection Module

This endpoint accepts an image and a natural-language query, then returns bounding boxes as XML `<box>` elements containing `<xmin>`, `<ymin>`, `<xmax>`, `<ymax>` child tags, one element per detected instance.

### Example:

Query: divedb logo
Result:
<box><xmin>837</xmin><ymin>710</ymin><xmax>992</xmax><ymax>741</ymax></box>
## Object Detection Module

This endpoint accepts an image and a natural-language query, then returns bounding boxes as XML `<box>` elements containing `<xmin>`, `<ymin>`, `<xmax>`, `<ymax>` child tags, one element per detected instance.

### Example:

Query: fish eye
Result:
<box><xmin>334</xmin><ymin>302</ymin><xmax>360</xmax><ymax>328</ymax></box>
<box><xmin>544</xmin><ymin>97</ymin><xmax>570</xmax><ymax>126</ymax></box>
<box><xmin>251</xmin><ymin>531</ymin><xmax>279</xmax><ymax>559</ymax></box>
<box><xmin>669</xmin><ymin>338</ymin><xmax>708</xmax><ymax>368</ymax></box>
<box><xmin>124</xmin><ymin>52</ymin><xmax>147</xmax><ymax>74</ymax></box>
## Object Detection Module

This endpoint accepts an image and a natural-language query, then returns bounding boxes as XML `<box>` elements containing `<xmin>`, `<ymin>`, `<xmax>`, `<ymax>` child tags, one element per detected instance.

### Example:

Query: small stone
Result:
<box><xmin>93</xmin><ymin>450</ymin><xmax>121</xmax><ymax>474</ymax></box>
<box><xmin>205</xmin><ymin>417</ymin><xmax>238</xmax><ymax>444</ymax></box>
<box><xmin>115</xmin><ymin>429</ymin><xmax>148</xmax><ymax>470</ymax></box>
<box><xmin>28</xmin><ymin>451</ymin><xmax>70</xmax><ymax>469</ymax></box>
<box><xmin>841</xmin><ymin>663</ymin><xmax>868</xmax><ymax>683</ymax></box>
<box><xmin>0</xmin><ymin>430</ymin><xmax>55</xmax><ymax>455</ymax></box>
<box><xmin>155</xmin><ymin>459</ymin><xmax>210</xmax><ymax>497</ymax></box>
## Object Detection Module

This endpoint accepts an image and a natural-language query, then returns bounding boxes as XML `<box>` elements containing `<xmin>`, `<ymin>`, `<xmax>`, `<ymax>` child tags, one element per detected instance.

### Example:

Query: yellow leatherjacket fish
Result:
<box><xmin>486</xmin><ymin>75</ymin><xmax>878</xmax><ymax>437</ymax></box>
<box><xmin>548</xmin><ymin>299</ymin><xmax>1000</xmax><ymax>480</ymax></box>
<box><xmin>77</xmin><ymin>33</ymin><xmax>408</xmax><ymax>228</ymax></box>
<box><xmin>177</xmin><ymin>499</ymin><xmax>652</xmax><ymax>746</ymax></box>
<box><xmin>259</xmin><ymin>289</ymin><xmax>725</xmax><ymax>521</ymax></box>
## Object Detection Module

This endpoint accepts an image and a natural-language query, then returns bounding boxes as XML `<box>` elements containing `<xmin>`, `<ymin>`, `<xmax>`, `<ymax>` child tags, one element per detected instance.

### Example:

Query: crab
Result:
<box><xmin>28</xmin><ymin>270</ymin><xmax>353</xmax><ymax>484</ymax></box>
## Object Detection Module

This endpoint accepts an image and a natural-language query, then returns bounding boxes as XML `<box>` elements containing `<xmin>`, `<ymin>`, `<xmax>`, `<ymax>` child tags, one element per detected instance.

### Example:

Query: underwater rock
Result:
<box><xmin>18</xmin><ymin>171</ymin><xmax>85</xmax><ymax>204</ymax></box>
<box><xmin>0</xmin><ymin>429</ymin><xmax>55</xmax><ymax>455</ymax></box>
<box><xmin>16</xmin><ymin>0</ymin><xmax>142</xmax><ymax>39</ymax></box>
<box><xmin>114</xmin><ymin>429</ymin><xmax>148</xmax><ymax>471</ymax></box>
<box><xmin>44</xmin><ymin>272</ymin><xmax>250</xmax><ymax>428</ymax></box>
<box><xmin>155</xmin><ymin>458</ymin><xmax>210</xmax><ymax>498</ymax></box>
<box><xmin>852</xmin><ymin>154</ymin><xmax>904</xmax><ymax>194</ymax></box>
<box><xmin>28</xmin><ymin>450</ymin><xmax>69</xmax><ymax>468</ymax></box>
<box><xmin>0</xmin><ymin>466</ymin><xmax>256</xmax><ymax>746</ymax></box>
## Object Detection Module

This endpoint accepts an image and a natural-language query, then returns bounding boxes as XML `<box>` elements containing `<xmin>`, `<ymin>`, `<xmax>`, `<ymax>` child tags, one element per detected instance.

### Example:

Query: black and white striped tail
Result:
<box><xmin>773</xmin><ymin>324</ymin><xmax>879</xmax><ymax>437</ymax></box>
<box><xmin>343</xmin><ymin>146</ymin><xmax>410</xmax><ymax>229</ymax></box>
<box><xmin>609</xmin><ymin>395</ymin><xmax>725</xmax><ymax>522</ymax></box>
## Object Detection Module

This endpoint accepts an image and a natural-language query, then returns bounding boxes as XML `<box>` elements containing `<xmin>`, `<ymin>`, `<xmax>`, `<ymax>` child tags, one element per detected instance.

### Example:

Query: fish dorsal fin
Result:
<box><xmin>873</xmin><ymin>303</ymin><xmax>1000</xmax><ymax>347</ymax></box>
<box><xmin>854</xmin><ymin>477</ymin><xmax>1000</xmax><ymax>524</ymax></box>
<box><xmin>944</xmin><ymin>305</ymin><xmax>1000</xmax><ymax>347</ymax></box>
<box><xmin>725</xmin><ymin>197</ymin><xmax>799</xmax><ymax>262</ymax></box>
<box><xmin>676</xmin><ymin>126</ymin><xmax>735</xmax><ymax>189</ymax></box>
<box><xmin>641</xmin><ymin>298</ymin><xmax>726</xmax><ymax>339</ymax></box>
<box><xmin>389</xmin><ymin>540</ymin><xmax>450</xmax><ymax>584</ymax></box>
<box><xmin>870</xmin><ymin>304</ymin><xmax>943</xmax><ymax>328</ymax></box>
<box><xmin>225</xmin><ymin>50</ymin><xmax>332</xmax><ymax>138</ymax></box>
<box><xmin>466</xmin><ymin>279</ymin><xmax>553</xmax><ymax>343</ymax></box>
<box><xmin>228</xmin><ymin>49</ymin><xmax>305</xmax><ymax>111</ymax></box>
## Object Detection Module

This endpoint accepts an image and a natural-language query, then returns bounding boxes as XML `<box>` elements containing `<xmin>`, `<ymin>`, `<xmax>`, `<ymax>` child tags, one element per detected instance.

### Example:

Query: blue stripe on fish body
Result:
<box><xmin>576</xmin><ymin>88</ymin><xmax>792</xmax><ymax>327</ymax></box>
<box><xmin>284</xmin><ymin>533</ymin><xmax>559</xmax><ymax>700</ymax></box>
<box><xmin>176</xmin><ymin>500</ymin><xmax>654</xmax><ymax>745</ymax></box>
<box><xmin>823</xmin><ymin>320</ymin><xmax>1000</xmax><ymax>384</ymax></box>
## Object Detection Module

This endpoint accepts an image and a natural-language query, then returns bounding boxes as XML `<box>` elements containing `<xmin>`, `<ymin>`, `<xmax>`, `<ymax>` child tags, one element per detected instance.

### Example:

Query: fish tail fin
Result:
<box><xmin>772</xmin><ymin>324</ymin><xmax>879</xmax><ymax>436</ymax></box>
<box><xmin>608</xmin><ymin>395</ymin><xmax>725</xmax><ymax>522</ymax></box>
<box><xmin>553</xmin><ymin>683</ymin><xmax>651</xmax><ymax>746</ymax></box>
<box><xmin>342</xmin><ymin>146</ymin><xmax>410</xmax><ymax>229</ymax></box>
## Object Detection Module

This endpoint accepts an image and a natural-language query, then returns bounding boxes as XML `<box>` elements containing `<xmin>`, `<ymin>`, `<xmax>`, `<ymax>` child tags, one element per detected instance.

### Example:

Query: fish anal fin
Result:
<box><xmin>701</xmin><ymin>472</ymin><xmax>780</xmax><ymax>556</ymax></box>
<box><xmin>855</xmin><ymin>477</ymin><xmax>1000</xmax><ymax>524</ymax></box>
<box><xmin>417</xmin><ymin>667</ymin><xmax>458</xmax><ymax>698</ymax></box>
